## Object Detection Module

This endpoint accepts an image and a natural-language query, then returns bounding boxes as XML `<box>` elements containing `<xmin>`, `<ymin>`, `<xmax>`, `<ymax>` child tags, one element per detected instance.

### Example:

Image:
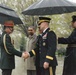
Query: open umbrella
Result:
<box><xmin>0</xmin><ymin>4</ymin><xmax>23</xmax><ymax>24</ymax></box>
<box><xmin>22</xmin><ymin>0</ymin><xmax>76</xmax><ymax>15</ymax></box>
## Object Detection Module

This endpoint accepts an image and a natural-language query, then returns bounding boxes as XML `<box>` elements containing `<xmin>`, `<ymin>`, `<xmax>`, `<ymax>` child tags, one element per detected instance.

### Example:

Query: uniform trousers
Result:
<box><xmin>36</xmin><ymin>66</ymin><xmax>56</xmax><ymax>75</ymax></box>
<box><xmin>27</xmin><ymin>70</ymin><xmax>36</xmax><ymax>75</ymax></box>
<box><xmin>2</xmin><ymin>69</ymin><xmax>12</xmax><ymax>75</ymax></box>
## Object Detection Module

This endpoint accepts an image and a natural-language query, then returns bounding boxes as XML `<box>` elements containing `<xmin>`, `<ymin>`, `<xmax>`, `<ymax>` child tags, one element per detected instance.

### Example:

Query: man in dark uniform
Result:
<box><xmin>0</xmin><ymin>20</ymin><xmax>26</xmax><ymax>75</ymax></box>
<box><xmin>25</xmin><ymin>17</ymin><xmax>58</xmax><ymax>75</ymax></box>
<box><xmin>58</xmin><ymin>15</ymin><xmax>76</xmax><ymax>75</ymax></box>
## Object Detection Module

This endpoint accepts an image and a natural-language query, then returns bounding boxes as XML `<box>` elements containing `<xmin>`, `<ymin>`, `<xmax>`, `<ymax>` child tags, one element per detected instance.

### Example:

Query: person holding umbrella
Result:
<box><xmin>24</xmin><ymin>17</ymin><xmax>58</xmax><ymax>75</ymax></box>
<box><xmin>58</xmin><ymin>15</ymin><xmax>76</xmax><ymax>75</ymax></box>
<box><xmin>0</xmin><ymin>20</ymin><xmax>26</xmax><ymax>75</ymax></box>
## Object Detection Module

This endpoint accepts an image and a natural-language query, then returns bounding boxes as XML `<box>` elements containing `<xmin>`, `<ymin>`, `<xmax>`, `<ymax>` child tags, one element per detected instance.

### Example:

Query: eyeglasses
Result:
<box><xmin>8</xmin><ymin>26</ymin><xmax>14</xmax><ymax>28</ymax></box>
<box><xmin>28</xmin><ymin>30</ymin><xmax>33</xmax><ymax>31</ymax></box>
<box><xmin>8</xmin><ymin>27</ymin><xmax>14</xmax><ymax>31</ymax></box>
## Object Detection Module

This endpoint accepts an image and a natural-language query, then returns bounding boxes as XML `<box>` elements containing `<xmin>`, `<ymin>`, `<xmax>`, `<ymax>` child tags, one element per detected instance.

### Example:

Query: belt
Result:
<box><xmin>68</xmin><ymin>44</ymin><xmax>76</xmax><ymax>47</ymax></box>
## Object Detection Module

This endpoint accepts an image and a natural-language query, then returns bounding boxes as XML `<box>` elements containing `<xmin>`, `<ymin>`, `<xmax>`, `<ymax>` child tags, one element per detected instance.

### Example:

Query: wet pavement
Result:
<box><xmin>0</xmin><ymin>56</ymin><xmax>64</xmax><ymax>75</ymax></box>
<box><xmin>56</xmin><ymin>56</ymin><xmax>64</xmax><ymax>75</ymax></box>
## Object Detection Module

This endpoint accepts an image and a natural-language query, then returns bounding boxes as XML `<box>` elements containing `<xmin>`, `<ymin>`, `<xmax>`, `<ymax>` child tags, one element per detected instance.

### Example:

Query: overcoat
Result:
<box><xmin>58</xmin><ymin>28</ymin><xmax>76</xmax><ymax>75</ymax></box>
<box><xmin>26</xmin><ymin>34</ymin><xmax>37</xmax><ymax>70</ymax></box>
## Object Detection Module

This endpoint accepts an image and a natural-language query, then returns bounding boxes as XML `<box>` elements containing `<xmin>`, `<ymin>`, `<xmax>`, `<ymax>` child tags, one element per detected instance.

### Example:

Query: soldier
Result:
<box><xmin>25</xmin><ymin>17</ymin><xmax>58</xmax><ymax>75</ymax></box>
<box><xmin>58</xmin><ymin>15</ymin><xmax>76</xmax><ymax>75</ymax></box>
<box><xmin>0</xmin><ymin>20</ymin><xmax>26</xmax><ymax>75</ymax></box>
<box><xmin>25</xmin><ymin>26</ymin><xmax>37</xmax><ymax>75</ymax></box>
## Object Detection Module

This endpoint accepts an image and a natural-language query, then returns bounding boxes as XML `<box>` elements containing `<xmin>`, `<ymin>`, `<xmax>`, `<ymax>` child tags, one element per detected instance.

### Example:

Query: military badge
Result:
<box><xmin>42</xmin><ymin>33</ymin><xmax>47</xmax><ymax>39</ymax></box>
<box><xmin>43</xmin><ymin>42</ymin><xmax>46</xmax><ymax>46</ymax></box>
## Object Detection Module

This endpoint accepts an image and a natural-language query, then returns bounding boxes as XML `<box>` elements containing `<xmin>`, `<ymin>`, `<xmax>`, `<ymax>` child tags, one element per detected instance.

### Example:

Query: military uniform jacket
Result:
<box><xmin>58</xmin><ymin>28</ymin><xmax>76</xmax><ymax>59</ymax></box>
<box><xmin>0</xmin><ymin>31</ymin><xmax>22</xmax><ymax>69</ymax></box>
<box><xmin>29</xmin><ymin>28</ymin><xmax>58</xmax><ymax>67</ymax></box>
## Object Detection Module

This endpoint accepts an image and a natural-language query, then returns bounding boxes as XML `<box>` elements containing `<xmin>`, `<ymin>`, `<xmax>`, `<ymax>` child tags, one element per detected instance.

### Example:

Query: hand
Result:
<box><xmin>22</xmin><ymin>51</ymin><xmax>30</xmax><ymax>59</ymax></box>
<box><xmin>43</xmin><ymin>62</ymin><xmax>49</xmax><ymax>69</ymax></box>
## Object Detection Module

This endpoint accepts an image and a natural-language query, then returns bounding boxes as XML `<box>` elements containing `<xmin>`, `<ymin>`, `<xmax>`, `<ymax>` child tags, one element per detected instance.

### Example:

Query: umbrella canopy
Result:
<box><xmin>0</xmin><ymin>4</ymin><xmax>23</xmax><ymax>24</ymax></box>
<box><xmin>22</xmin><ymin>0</ymin><xmax>76</xmax><ymax>15</ymax></box>
<box><xmin>0</xmin><ymin>14</ymin><xmax>23</xmax><ymax>24</ymax></box>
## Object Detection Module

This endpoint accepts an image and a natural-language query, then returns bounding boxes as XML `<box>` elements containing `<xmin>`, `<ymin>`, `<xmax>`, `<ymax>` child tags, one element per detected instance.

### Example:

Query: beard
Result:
<box><xmin>28</xmin><ymin>32</ymin><xmax>34</xmax><ymax>36</ymax></box>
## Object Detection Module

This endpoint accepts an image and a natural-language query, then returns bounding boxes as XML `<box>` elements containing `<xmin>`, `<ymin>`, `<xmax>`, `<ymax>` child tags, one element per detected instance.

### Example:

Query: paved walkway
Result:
<box><xmin>0</xmin><ymin>56</ymin><xmax>64</xmax><ymax>75</ymax></box>
<box><xmin>56</xmin><ymin>56</ymin><xmax>64</xmax><ymax>75</ymax></box>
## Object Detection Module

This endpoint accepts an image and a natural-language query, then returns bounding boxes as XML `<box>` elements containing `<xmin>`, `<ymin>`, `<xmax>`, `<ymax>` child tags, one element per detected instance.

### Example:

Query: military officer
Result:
<box><xmin>58</xmin><ymin>15</ymin><xmax>76</xmax><ymax>75</ymax></box>
<box><xmin>25</xmin><ymin>17</ymin><xmax>58</xmax><ymax>75</ymax></box>
<box><xmin>0</xmin><ymin>20</ymin><xmax>26</xmax><ymax>75</ymax></box>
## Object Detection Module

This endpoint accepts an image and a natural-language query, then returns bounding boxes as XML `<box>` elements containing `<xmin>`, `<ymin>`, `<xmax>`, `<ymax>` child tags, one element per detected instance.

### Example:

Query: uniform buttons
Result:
<box><xmin>40</xmin><ymin>45</ymin><xmax>41</xmax><ymax>47</ymax></box>
<box><xmin>39</xmin><ymin>48</ymin><xmax>41</xmax><ymax>50</ymax></box>
<box><xmin>39</xmin><ymin>52</ymin><xmax>41</xmax><ymax>53</ymax></box>
<box><xmin>43</xmin><ymin>40</ymin><xmax>45</xmax><ymax>41</ymax></box>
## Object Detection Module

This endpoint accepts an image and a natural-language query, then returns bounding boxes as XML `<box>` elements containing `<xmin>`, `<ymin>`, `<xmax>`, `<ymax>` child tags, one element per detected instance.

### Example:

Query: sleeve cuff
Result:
<box><xmin>46</xmin><ymin>56</ymin><xmax>53</xmax><ymax>60</ymax></box>
<box><xmin>29</xmin><ymin>50</ymin><xmax>36</xmax><ymax>57</ymax></box>
<box><xmin>31</xmin><ymin>50</ymin><xmax>36</xmax><ymax>55</ymax></box>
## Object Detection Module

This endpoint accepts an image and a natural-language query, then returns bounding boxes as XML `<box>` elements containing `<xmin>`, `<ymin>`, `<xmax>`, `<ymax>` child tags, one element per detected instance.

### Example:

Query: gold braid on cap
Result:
<box><xmin>4</xmin><ymin>20</ymin><xmax>14</xmax><ymax>27</ymax></box>
<box><xmin>38</xmin><ymin>20</ymin><xmax>50</xmax><ymax>25</ymax></box>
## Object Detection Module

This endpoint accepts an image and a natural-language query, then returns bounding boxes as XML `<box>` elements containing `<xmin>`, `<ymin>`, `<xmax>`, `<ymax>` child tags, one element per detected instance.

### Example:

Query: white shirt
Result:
<box><xmin>43</xmin><ymin>27</ymin><xmax>49</xmax><ymax>33</ymax></box>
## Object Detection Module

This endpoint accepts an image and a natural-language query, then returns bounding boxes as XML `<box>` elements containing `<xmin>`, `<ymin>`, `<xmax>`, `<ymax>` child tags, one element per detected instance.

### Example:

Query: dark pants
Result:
<box><xmin>27</xmin><ymin>70</ymin><xmax>36</xmax><ymax>75</ymax></box>
<box><xmin>36</xmin><ymin>66</ymin><xmax>56</xmax><ymax>75</ymax></box>
<box><xmin>2</xmin><ymin>69</ymin><xmax>12</xmax><ymax>75</ymax></box>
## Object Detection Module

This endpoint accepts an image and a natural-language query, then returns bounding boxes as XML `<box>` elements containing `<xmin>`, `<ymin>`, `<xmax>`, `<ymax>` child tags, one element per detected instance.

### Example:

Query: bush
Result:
<box><xmin>20</xmin><ymin>35</ymin><xmax>26</xmax><ymax>52</ymax></box>
<box><xmin>57</xmin><ymin>48</ymin><xmax>66</xmax><ymax>56</ymax></box>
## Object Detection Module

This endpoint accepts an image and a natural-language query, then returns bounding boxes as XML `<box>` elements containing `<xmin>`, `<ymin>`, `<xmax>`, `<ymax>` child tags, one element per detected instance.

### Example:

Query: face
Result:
<box><xmin>7</xmin><ymin>27</ymin><xmax>14</xmax><ymax>34</ymax></box>
<box><xmin>38</xmin><ymin>27</ymin><xmax>43</xmax><ymax>34</ymax></box>
<box><xmin>39</xmin><ymin>22</ymin><xmax>48</xmax><ymax>31</ymax></box>
<box><xmin>39</xmin><ymin>22</ymin><xmax>46</xmax><ymax>31</ymax></box>
<box><xmin>28</xmin><ymin>27</ymin><xmax>35</xmax><ymax>36</ymax></box>
<box><xmin>72</xmin><ymin>21</ymin><xmax>76</xmax><ymax>28</ymax></box>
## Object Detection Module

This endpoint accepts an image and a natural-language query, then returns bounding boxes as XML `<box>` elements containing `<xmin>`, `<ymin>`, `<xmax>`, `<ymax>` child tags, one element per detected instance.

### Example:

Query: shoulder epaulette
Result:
<box><xmin>49</xmin><ymin>30</ymin><xmax>52</xmax><ymax>32</ymax></box>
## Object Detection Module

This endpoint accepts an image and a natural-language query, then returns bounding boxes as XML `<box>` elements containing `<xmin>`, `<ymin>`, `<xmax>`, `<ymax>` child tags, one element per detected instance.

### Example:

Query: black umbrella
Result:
<box><xmin>0</xmin><ymin>4</ymin><xmax>23</xmax><ymax>24</ymax></box>
<box><xmin>22</xmin><ymin>0</ymin><xmax>76</xmax><ymax>15</ymax></box>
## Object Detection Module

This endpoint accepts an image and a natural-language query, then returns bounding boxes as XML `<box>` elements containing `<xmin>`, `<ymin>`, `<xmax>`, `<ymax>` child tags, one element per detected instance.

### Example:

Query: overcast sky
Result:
<box><xmin>68</xmin><ymin>0</ymin><xmax>76</xmax><ymax>3</ymax></box>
